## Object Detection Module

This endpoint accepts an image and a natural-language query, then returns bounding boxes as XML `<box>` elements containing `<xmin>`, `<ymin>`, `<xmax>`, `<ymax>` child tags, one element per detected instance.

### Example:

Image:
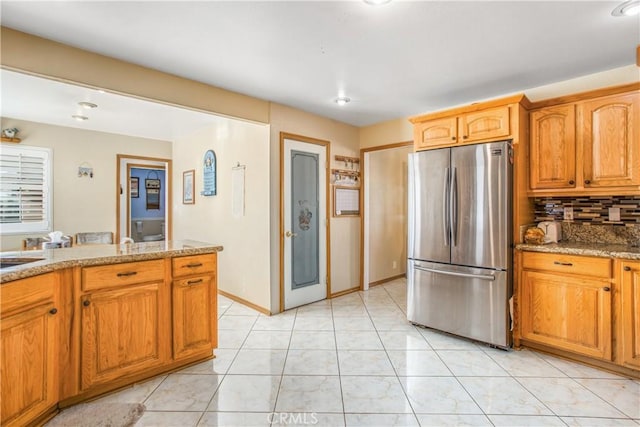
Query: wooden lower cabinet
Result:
<box><xmin>0</xmin><ymin>274</ymin><xmax>58</xmax><ymax>427</ymax></box>
<box><xmin>519</xmin><ymin>252</ymin><xmax>612</xmax><ymax>360</ymax></box>
<box><xmin>173</xmin><ymin>274</ymin><xmax>217</xmax><ymax>359</ymax></box>
<box><xmin>81</xmin><ymin>281</ymin><xmax>170</xmax><ymax>390</ymax></box>
<box><xmin>617</xmin><ymin>259</ymin><xmax>640</xmax><ymax>370</ymax></box>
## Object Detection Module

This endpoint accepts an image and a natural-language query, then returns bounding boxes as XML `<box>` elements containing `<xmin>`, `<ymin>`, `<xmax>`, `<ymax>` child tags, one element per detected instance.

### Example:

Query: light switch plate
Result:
<box><xmin>609</xmin><ymin>207</ymin><xmax>621</xmax><ymax>222</ymax></box>
<box><xmin>563</xmin><ymin>207</ymin><xmax>574</xmax><ymax>221</ymax></box>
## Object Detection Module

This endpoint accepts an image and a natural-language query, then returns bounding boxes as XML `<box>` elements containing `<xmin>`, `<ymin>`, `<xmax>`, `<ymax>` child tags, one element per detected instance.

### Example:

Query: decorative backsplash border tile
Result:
<box><xmin>534</xmin><ymin>196</ymin><xmax>640</xmax><ymax>245</ymax></box>
<box><xmin>534</xmin><ymin>196</ymin><xmax>640</xmax><ymax>225</ymax></box>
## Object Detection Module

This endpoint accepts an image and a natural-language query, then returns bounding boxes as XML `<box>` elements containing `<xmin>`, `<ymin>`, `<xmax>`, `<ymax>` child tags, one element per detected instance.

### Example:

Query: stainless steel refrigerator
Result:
<box><xmin>407</xmin><ymin>140</ymin><xmax>512</xmax><ymax>348</ymax></box>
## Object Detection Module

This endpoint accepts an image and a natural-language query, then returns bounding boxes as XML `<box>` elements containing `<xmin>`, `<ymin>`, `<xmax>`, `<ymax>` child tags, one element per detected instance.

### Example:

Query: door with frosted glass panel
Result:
<box><xmin>283</xmin><ymin>136</ymin><xmax>327</xmax><ymax>310</ymax></box>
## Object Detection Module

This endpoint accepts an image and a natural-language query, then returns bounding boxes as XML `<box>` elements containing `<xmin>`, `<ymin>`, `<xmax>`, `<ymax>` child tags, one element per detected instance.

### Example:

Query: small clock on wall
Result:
<box><xmin>201</xmin><ymin>149</ymin><xmax>217</xmax><ymax>196</ymax></box>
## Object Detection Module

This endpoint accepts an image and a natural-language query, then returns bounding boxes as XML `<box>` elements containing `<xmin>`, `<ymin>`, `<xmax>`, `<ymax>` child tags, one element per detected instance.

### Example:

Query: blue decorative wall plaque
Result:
<box><xmin>201</xmin><ymin>149</ymin><xmax>217</xmax><ymax>196</ymax></box>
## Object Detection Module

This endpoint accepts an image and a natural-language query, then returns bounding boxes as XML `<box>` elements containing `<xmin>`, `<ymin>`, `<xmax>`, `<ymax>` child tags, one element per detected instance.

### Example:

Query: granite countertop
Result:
<box><xmin>516</xmin><ymin>242</ymin><xmax>640</xmax><ymax>260</ymax></box>
<box><xmin>0</xmin><ymin>240</ymin><xmax>223</xmax><ymax>283</ymax></box>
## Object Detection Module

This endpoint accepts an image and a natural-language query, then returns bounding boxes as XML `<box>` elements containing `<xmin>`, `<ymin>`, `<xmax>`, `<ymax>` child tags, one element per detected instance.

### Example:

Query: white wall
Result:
<box><xmin>172</xmin><ymin>119</ymin><xmax>271</xmax><ymax>311</ymax></box>
<box><xmin>0</xmin><ymin>118</ymin><xmax>171</xmax><ymax>251</ymax></box>
<box><xmin>269</xmin><ymin>103</ymin><xmax>361</xmax><ymax>313</ymax></box>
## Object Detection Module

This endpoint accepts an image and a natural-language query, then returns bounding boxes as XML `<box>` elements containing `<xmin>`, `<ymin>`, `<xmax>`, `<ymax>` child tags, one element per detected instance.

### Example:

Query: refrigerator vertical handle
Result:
<box><xmin>443</xmin><ymin>167</ymin><xmax>450</xmax><ymax>246</ymax></box>
<box><xmin>450</xmin><ymin>167</ymin><xmax>458</xmax><ymax>246</ymax></box>
<box><xmin>407</xmin><ymin>154</ymin><xmax>415</xmax><ymax>257</ymax></box>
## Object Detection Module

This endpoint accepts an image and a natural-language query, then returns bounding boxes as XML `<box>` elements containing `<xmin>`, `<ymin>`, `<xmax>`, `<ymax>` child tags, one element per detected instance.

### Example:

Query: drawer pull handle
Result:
<box><xmin>83</xmin><ymin>300</ymin><xmax>91</xmax><ymax>307</ymax></box>
<box><xmin>117</xmin><ymin>271</ymin><xmax>138</xmax><ymax>277</ymax></box>
<box><xmin>603</xmin><ymin>287</ymin><xmax>611</xmax><ymax>292</ymax></box>
<box><xmin>624</xmin><ymin>266</ymin><xmax>632</xmax><ymax>271</ymax></box>
<box><xmin>49</xmin><ymin>308</ymin><xmax>58</xmax><ymax>315</ymax></box>
<box><xmin>187</xmin><ymin>279</ymin><xmax>203</xmax><ymax>285</ymax></box>
<box><xmin>185</xmin><ymin>263</ymin><xmax>203</xmax><ymax>268</ymax></box>
<box><xmin>553</xmin><ymin>261</ymin><xmax>573</xmax><ymax>266</ymax></box>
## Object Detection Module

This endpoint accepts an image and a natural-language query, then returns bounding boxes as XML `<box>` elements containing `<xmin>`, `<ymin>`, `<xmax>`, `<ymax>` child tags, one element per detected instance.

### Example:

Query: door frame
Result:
<box><xmin>360</xmin><ymin>141</ymin><xmax>413</xmax><ymax>291</ymax></box>
<box><xmin>125</xmin><ymin>163</ymin><xmax>167</xmax><ymax>241</ymax></box>
<box><xmin>279</xmin><ymin>132</ymin><xmax>331</xmax><ymax>312</ymax></box>
<box><xmin>116</xmin><ymin>154</ymin><xmax>172</xmax><ymax>243</ymax></box>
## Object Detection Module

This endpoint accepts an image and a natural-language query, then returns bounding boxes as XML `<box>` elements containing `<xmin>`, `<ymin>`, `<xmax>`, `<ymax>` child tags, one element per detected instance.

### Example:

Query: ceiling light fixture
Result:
<box><xmin>363</xmin><ymin>0</ymin><xmax>392</xmax><ymax>5</ymax></box>
<box><xmin>78</xmin><ymin>101</ymin><xmax>98</xmax><ymax>109</ymax></box>
<box><xmin>335</xmin><ymin>97</ymin><xmax>351</xmax><ymax>106</ymax></box>
<box><xmin>612</xmin><ymin>0</ymin><xmax>640</xmax><ymax>16</ymax></box>
<box><xmin>72</xmin><ymin>115</ymin><xmax>88</xmax><ymax>121</ymax></box>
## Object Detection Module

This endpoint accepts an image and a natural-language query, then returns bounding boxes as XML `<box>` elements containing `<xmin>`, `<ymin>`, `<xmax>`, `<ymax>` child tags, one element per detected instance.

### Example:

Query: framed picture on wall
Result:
<box><xmin>183</xmin><ymin>169</ymin><xmax>195</xmax><ymax>204</ymax></box>
<box><xmin>130</xmin><ymin>177</ymin><xmax>139</xmax><ymax>198</ymax></box>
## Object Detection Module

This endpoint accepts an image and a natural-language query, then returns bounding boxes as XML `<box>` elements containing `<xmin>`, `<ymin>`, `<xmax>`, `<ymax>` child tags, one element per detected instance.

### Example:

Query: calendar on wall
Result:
<box><xmin>334</xmin><ymin>186</ymin><xmax>360</xmax><ymax>217</ymax></box>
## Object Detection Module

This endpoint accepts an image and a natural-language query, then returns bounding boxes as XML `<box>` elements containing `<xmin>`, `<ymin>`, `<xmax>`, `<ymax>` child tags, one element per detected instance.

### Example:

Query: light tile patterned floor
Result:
<box><xmin>60</xmin><ymin>279</ymin><xmax>640</xmax><ymax>426</ymax></box>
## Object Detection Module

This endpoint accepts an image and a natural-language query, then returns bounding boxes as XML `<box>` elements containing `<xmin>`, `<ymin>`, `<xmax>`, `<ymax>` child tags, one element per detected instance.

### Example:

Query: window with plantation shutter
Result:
<box><xmin>0</xmin><ymin>145</ymin><xmax>52</xmax><ymax>234</ymax></box>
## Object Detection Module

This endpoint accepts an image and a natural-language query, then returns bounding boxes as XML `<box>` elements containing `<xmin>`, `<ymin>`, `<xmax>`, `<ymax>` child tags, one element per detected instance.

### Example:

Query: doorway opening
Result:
<box><xmin>361</xmin><ymin>142</ymin><xmax>413</xmax><ymax>291</ymax></box>
<box><xmin>116</xmin><ymin>155</ymin><xmax>172</xmax><ymax>243</ymax></box>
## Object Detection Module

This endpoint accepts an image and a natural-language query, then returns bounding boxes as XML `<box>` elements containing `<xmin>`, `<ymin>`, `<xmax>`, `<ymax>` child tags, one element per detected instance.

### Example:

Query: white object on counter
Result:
<box><xmin>537</xmin><ymin>221</ymin><xmax>562</xmax><ymax>244</ymax></box>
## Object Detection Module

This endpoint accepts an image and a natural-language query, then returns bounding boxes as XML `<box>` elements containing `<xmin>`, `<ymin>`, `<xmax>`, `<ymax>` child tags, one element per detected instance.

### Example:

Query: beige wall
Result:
<box><xmin>1</xmin><ymin>27</ymin><xmax>270</xmax><ymax>124</ymax></box>
<box><xmin>268</xmin><ymin>103</ymin><xmax>360</xmax><ymax>313</ymax></box>
<box><xmin>366</xmin><ymin>145</ymin><xmax>412</xmax><ymax>284</ymax></box>
<box><xmin>0</xmin><ymin>118</ymin><xmax>172</xmax><ymax>251</ymax></box>
<box><xmin>172</xmin><ymin>120</ymin><xmax>271</xmax><ymax>311</ymax></box>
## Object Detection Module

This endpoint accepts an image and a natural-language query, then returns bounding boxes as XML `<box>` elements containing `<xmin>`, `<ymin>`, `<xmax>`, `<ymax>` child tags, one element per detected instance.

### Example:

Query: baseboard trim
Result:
<box><xmin>330</xmin><ymin>286</ymin><xmax>360</xmax><ymax>298</ymax></box>
<box><xmin>218</xmin><ymin>289</ymin><xmax>271</xmax><ymax>316</ymax></box>
<box><xmin>369</xmin><ymin>273</ymin><xmax>406</xmax><ymax>287</ymax></box>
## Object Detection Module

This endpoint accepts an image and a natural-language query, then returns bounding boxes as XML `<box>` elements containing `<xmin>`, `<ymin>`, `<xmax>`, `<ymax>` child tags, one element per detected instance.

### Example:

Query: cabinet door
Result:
<box><xmin>1</xmin><ymin>303</ymin><xmax>58</xmax><ymax>426</ymax></box>
<box><xmin>520</xmin><ymin>270</ymin><xmax>612</xmax><ymax>360</ymax></box>
<box><xmin>582</xmin><ymin>92</ymin><xmax>640</xmax><ymax>188</ymax></box>
<box><xmin>414</xmin><ymin>117</ymin><xmax>458</xmax><ymax>150</ymax></box>
<box><xmin>173</xmin><ymin>275</ymin><xmax>217</xmax><ymax>359</ymax></box>
<box><xmin>81</xmin><ymin>282</ymin><xmax>169</xmax><ymax>389</ymax></box>
<box><xmin>459</xmin><ymin>106</ymin><xmax>510</xmax><ymax>143</ymax></box>
<box><xmin>529</xmin><ymin>105</ymin><xmax>576</xmax><ymax>189</ymax></box>
<box><xmin>618</xmin><ymin>260</ymin><xmax>640</xmax><ymax>370</ymax></box>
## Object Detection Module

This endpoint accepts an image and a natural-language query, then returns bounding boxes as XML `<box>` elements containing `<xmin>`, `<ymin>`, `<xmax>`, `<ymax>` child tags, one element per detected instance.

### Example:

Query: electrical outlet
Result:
<box><xmin>609</xmin><ymin>207</ymin><xmax>621</xmax><ymax>222</ymax></box>
<box><xmin>563</xmin><ymin>207</ymin><xmax>574</xmax><ymax>221</ymax></box>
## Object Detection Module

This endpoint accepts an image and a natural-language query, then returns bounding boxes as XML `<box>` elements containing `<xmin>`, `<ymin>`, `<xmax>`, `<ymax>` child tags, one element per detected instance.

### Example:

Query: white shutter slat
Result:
<box><xmin>0</xmin><ymin>146</ymin><xmax>51</xmax><ymax>232</ymax></box>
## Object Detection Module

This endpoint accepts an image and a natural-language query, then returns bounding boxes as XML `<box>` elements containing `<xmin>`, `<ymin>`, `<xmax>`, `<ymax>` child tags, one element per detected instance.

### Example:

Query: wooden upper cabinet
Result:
<box><xmin>529</xmin><ymin>105</ymin><xmax>576</xmax><ymax>189</ymax></box>
<box><xmin>616</xmin><ymin>260</ymin><xmax>640</xmax><ymax>370</ymax></box>
<box><xmin>410</xmin><ymin>95</ymin><xmax>527</xmax><ymax>152</ymax></box>
<box><xmin>582</xmin><ymin>92</ymin><xmax>640</xmax><ymax>188</ymax></box>
<box><xmin>528</xmin><ymin>87</ymin><xmax>640</xmax><ymax>195</ymax></box>
<box><xmin>414</xmin><ymin>117</ymin><xmax>458</xmax><ymax>149</ymax></box>
<box><xmin>459</xmin><ymin>106</ymin><xmax>510</xmax><ymax>143</ymax></box>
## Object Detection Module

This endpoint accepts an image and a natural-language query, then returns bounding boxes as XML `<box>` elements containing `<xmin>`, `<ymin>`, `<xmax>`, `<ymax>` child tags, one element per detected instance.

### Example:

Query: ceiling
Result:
<box><xmin>1</xmin><ymin>1</ymin><xmax>639</xmax><ymax>132</ymax></box>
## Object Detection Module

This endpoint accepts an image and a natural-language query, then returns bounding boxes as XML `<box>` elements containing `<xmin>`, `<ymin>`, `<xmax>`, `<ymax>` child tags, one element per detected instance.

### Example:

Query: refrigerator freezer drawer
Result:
<box><xmin>407</xmin><ymin>260</ymin><xmax>511</xmax><ymax>348</ymax></box>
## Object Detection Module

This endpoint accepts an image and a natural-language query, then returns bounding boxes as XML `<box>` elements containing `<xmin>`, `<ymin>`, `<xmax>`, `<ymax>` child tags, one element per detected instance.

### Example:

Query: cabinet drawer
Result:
<box><xmin>82</xmin><ymin>259</ymin><xmax>165</xmax><ymax>291</ymax></box>
<box><xmin>172</xmin><ymin>254</ymin><xmax>216</xmax><ymax>278</ymax></box>
<box><xmin>522</xmin><ymin>252</ymin><xmax>610</xmax><ymax>278</ymax></box>
<box><xmin>1</xmin><ymin>273</ymin><xmax>54</xmax><ymax>315</ymax></box>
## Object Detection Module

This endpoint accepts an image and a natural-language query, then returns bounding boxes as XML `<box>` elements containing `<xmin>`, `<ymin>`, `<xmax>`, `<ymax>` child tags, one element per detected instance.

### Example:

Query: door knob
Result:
<box><xmin>285</xmin><ymin>231</ymin><xmax>298</xmax><ymax>238</ymax></box>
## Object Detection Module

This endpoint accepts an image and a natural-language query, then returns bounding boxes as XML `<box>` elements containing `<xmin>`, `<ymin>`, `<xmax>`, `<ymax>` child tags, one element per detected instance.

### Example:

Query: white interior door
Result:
<box><xmin>283</xmin><ymin>138</ymin><xmax>327</xmax><ymax>310</ymax></box>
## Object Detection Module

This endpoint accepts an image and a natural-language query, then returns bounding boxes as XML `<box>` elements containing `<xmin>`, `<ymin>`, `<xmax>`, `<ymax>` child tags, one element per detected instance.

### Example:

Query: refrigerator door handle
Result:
<box><xmin>450</xmin><ymin>167</ymin><xmax>458</xmax><ymax>246</ymax></box>
<box><xmin>443</xmin><ymin>167</ymin><xmax>450</xmax><ymax>246</ymax></box>
<box><xmin>414</xmin><ymin>265</ymin><xmax>496</xmax><ymax>281</ymax></box>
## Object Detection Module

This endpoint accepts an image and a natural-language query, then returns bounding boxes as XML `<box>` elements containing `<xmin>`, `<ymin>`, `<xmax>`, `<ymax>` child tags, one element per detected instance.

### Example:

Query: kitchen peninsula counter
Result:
<box><xmin>1</xmin><ymin>239</ymin><xmax>222</xmax><ymax>426</ymax></box>
<box><xmin>516</xmin><ymin>242</ymin><xmax>640</xmax><ymax>260</ymax></box>
<box><xmin>0</xmin><ymin>239</ymin><xmax>223</xmax><ymax>283</ymax></box>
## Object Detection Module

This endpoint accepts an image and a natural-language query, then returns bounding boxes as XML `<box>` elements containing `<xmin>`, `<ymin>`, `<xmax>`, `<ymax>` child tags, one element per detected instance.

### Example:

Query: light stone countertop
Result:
<box><xmin>0</xmin><ymin>240</ymin><xmax>223</xmax><ymax>283</ymax></box>
<box><xmin>516</xmin><ymin>242</ymin><xmax>640</xmax><ymax>260</ymax></box>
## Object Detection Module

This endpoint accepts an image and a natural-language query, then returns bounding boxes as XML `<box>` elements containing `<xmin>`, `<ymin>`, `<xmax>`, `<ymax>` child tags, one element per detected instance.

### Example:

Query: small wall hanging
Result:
<box><xmin>78</xmin><ymin>162</ymin><xmax>94</xmax><ymax>178</ymax></box>
<box><xmin>130</xmin><ymin>177</ymin><xmax>139</xmax><ymax>198</ymax></box>
<box><xmin>201</xmin><ymin>149</ymin><xmax>217</xmax><ymax>196</ymax></box>
<box><xmin>183</xmin><ymin>169</ymin><xmax>195</xmax><ymax>204</ymax></box>
<box><xmin>145</xmin><ymin>170</ymin><xmax>161</xmax><ymax>210</ymax></box>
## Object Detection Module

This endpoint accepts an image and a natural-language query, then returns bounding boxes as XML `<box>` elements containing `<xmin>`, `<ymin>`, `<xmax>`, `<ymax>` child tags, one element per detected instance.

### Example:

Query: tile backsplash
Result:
<box><xmin>534</xmin><ymin>196</ymin><xmax>640</xmax><ymax>245</ymax></box>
